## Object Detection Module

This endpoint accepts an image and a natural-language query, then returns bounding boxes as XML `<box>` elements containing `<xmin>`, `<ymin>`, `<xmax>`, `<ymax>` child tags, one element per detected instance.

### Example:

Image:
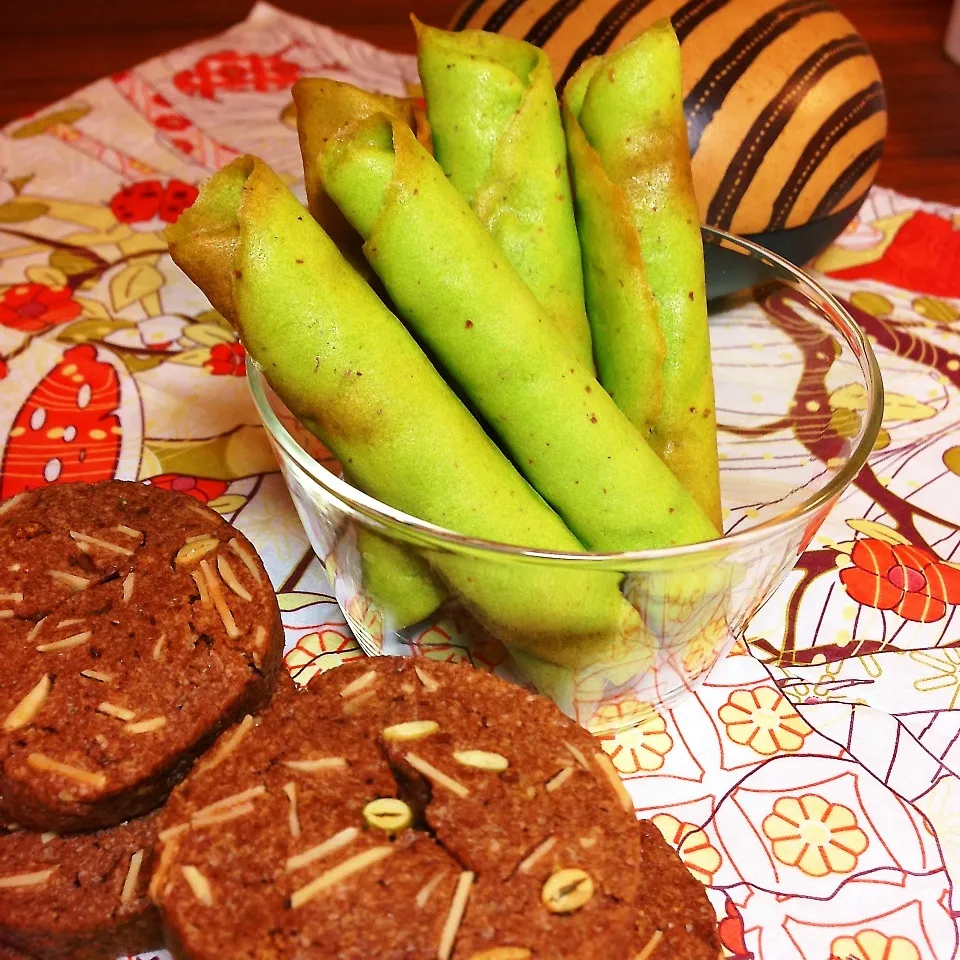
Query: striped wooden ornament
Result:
<box><xmin>450</xmin><ymin>0</ymin><xmax>886</xmax><ymax>258</ymax></box>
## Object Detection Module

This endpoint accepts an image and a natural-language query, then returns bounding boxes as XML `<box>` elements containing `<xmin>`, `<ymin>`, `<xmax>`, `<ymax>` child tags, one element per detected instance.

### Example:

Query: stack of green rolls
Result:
<box><xmin>166</xmin><ymin>16</ymin><xmax>722</xmax><ymax>676</ymax></box>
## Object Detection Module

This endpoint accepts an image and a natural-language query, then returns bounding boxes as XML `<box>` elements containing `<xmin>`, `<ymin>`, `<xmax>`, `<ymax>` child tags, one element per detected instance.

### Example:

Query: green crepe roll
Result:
<box><xmin>353</xmin><ymin>527</ymin><xmax>447</xmax><ymax>628</ymax></box>
<box><xmin>166</xmin><ymin>155</ymin><xmax>628</xmax><ymax>669</ymax></box>
<box><xmin>564</xmin><ymin>21</ymin><xmax>723</xmax><ymax>531</ymax></box>
<box><xmin>415</xmin><ymin>21</ymin><xmax>594</xmax><ymax>371</ymax></box>
<box><xmin>277</xmin><ymin>403</ymin><xmax>442</xmax><ymax>629</ymax></box>
<box><xmin>293</xmin><ymin>79</ymin><xmax>425</xmax><ymax>276</ymax></box>
<box><xmin>294</xmin><ymin>78</ymin><xmax>447</xmax><ymax>626</ymax></box>
<box><xmin>561</xmin><ymin>79</ymin><xmax>664</xmax><ymax>441</ymax></box>
<box><xmin>317</xmin><ymin>114</ymin><xmax>717</xmax><ymax>552</ymax></box>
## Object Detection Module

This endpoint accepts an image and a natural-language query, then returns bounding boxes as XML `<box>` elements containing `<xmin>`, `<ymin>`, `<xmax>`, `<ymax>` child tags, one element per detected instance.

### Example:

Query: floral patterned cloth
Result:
<box><xmin>1</xmin><ymin>5</ymin><xmax>959</xmax><ymax>958</ymax></box>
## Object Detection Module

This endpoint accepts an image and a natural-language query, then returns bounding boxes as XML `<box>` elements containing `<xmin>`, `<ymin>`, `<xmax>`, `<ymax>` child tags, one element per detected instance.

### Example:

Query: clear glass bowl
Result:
<box><xmin>248</xmin><ymin>226</ymin><xmax>882</xmax><ymax>734</ymax></box>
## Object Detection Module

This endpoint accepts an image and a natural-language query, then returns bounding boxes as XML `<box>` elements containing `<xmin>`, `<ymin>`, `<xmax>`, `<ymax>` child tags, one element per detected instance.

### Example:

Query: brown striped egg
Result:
<box><xmin>450</xmin><ymin>0</ymin><xmax>886</xmax><ymax>263</ymax></box>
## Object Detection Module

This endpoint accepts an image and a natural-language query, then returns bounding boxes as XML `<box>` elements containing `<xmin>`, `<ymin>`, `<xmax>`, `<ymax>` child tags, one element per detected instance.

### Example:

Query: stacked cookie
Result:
<box><xmin>0</xmin><ymin>483</ymin><xmax>721</xmax><ymax>959</ymax></box>
<box><xmin>0</xmin><ymin>481</ymin><xmax>284</xmax><ymax>959</ymax></box>
<box><xmin>153</xmin><ymin>658</ymin><xmax>722</xmax><ymax>960</ymax></box>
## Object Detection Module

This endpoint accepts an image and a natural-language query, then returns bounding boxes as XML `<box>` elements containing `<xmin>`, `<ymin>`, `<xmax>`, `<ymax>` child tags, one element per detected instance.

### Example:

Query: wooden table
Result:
<box><xmin>2</xmin><ymin>0</ymin><xmax>959</xmax><ymax>205</ymax></box>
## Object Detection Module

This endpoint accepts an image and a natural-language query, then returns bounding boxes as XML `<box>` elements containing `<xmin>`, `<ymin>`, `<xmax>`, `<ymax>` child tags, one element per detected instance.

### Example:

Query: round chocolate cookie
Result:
<box><xmin>153</xmin><ymin>658</ymin><xmax>642</xmax><ymax>960</ymax></box>
<box><xmin>0</xmin><ymin>480</ymin><xmax>284</xmax><ymax>832</ymax></box>
<box><xmin>0</xmin><ymin>945</ymin><xmax>30</xmax><ymax>960</ymax></box>
<box><xmin>632</xmin><ymin>821</ymin><xmax>722</xmax><ymax>960</ymax></box>
<box><xmin>0</xmin><ymin>812</ymin><xmax>162</xmax><ymax>960</ymax></box>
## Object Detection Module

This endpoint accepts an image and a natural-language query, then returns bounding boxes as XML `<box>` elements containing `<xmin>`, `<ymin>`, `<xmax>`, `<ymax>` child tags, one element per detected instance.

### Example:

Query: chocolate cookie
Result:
<box><xmin>0</xmin><ymin>812</ymin><xmax>162</xmax><ymax>960</ymax></box>
<box><xmin>632</xmin><ymin>820</ymin><xmax>722</xmax><ymax>960</ymax></box>
<box><xmin>153</xmin><ymin>684</ymin><xmax>459</xmax><ymax>960</ymax></box>
<box><xmin>311</xmin><ymin>658</ymin><xmax>641</xmax><ymax>960</ymax></box>
<box><xmin>153</xmin><ymin>658</ymin><xmax>641</xmax><ymax>960</ymax></box>
<box><xmin>0</xmin><ymin>480</ymin><xmax>284</xmax><ymax>832</ymax></box>
<box><xmin>0</xmin><ymin>945</ymin><xmax>30</xmax><ymax>960</ymax></box>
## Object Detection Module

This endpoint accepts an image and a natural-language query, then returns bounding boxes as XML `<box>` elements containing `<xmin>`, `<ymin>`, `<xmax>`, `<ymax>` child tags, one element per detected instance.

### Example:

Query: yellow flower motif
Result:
<box><xmin>598</xmin><ymin>704</ymin><xmax>673</xmax><ymax>774</ymax></box>
<box><xmin>718</xmin><ymin>686</ymin><xmax>812</xmax><ymax>756</ymax></box>
<box><xmin>682</xmin><ymin>616</ymin><xmax>728</xmax><ymax>674</ymax></box>
<box><xmin>763</xmin><ymin>794</ymin><xmax>868</xmax><ymax>877</ymax></box>
<box><xmin>830</xmin><ymin>930</ymin><xmax>920</xmax><ymax>960</ymax></box>
<box><xmin>575</xmin><ymin>605</ymin><xmax>658</xmax><ymax>698</ymax></box>
<box><xmin>911</xmin><ymin>648</ymin><xmax>960</xmax><ymax>710</ymax></box>
<box><xmin>651</xmin><ymin>813</ymin><xmax>722</xmax><ymax>885</ymax></box>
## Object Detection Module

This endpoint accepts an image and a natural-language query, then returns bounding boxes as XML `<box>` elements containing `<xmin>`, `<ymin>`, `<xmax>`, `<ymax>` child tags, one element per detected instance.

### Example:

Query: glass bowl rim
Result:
<box><xmin>247</xmin><ymin>224</ymin><xmax>883</xmax><ymax>567</ymax></box>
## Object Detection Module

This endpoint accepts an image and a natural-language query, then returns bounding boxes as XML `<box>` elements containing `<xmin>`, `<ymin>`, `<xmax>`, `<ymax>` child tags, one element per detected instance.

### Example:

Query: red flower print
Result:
<box><xmin>155</xmin><ymin>114</ymin><xmax>191</xmax><ymax>132</ymax></box>
<box><xmin>839</xmin><ymin>538</ymin><xmax>960</xmax><ymax>622</ymax></box>
<box><xmin>0</xmin><ymin>283</ymin><xmax>82</xmax><ymax>333</ymax></box>
<box><xmin>110</xmin><ymin>181</ymin><xmax>162</xmax><ymax>223</ymax></box>
<box><xmin>109</xmin><ymin>179</ymin><xmax>198</xmax><ymax>226</ymax></box>
<box><xmin>159</xmin><ymin>181</ymin><xmax>199</xmax><ymax>223</ymax></box>
<box><xmin>204</xmin><ymin>341</ymin><xmax>246</xmax><ymax>377</ymax></box>
<box><xmin>829</xmin><ymin>211</ymin><xmax>960</xmax><ymax>299</ymax></box>
<box><xmin>143</xmin><ymin>474</ymin><xmax>228</xmax><ymax>504</ymax></box>
<box><xmin>173</xmin><ymin>49</ymin><xmax>302</xmax><ymax>100</ymax></box>
<box><xmin>0</xmin><ymin>358</ymin><xmax>8</xmax><ymax>380</ymax></box>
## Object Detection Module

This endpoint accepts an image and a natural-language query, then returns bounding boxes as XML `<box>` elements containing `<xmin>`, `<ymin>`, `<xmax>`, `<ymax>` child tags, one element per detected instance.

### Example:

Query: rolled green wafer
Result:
<box><xmin>293</xmin><ymin>79</ymin><xmax>425</xmax><ymax>276</ymax></box>
<box><xmin>414</xmin><ymin>22</ymin><xmax>594</xmax><ymax>370</ymax></box>
<box><xmin>354</xmin><ymin>527</ymin><xmax>447</xmax><ymax>628</ymax></box>
<box><xmin>294</xmin><ymin>78</ymin><xmax>447</xmax><ymax>625</ymax></box>
<box><xmin>562</xmin><ymin>79</ymin><xmax>664</xmax><ymax>439</ymax></box>
<box><xmin>166</xmin><ymin>156</ymin><xmax>627</xmax><ymax>668</ymax></box>
<box><xmin>565</xmin><ymin>21</ymin><xmax>722</xmax><ymax>530</ymax></box>
<box><xmin>318</xmin><ymin>115</ymin><xmax>718</xmax><ymax>552</ymax></box>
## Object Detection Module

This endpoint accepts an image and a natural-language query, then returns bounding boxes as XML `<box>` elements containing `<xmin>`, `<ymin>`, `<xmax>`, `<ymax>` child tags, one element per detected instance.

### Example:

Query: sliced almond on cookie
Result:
<box><xmin>383</xmin><ymin>720</ymin><xmax>439</xmax><ymax>742</ymax></box>
<box><xmin>453</xmin><ymin>750</ymin><xmax>508</xmax><ymax>773</ymax></box>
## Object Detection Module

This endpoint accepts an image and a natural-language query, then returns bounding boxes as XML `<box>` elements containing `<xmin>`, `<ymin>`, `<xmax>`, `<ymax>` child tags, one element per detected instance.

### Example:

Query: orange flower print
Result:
<box><xmin>345</xmin><ymin>592</ymin><xmax>384</xmax><ymax>651</ymax></box>
<box><xmin>651</xmin><ymin>813</ymin><xmax>722</xmax><ymax>885</ymax></box>
<box><xmin>143</xmin><ymin>473</ymin><xmax>228</xmax><ymax>504</ymax></box>
<box><xmin>415</xmin><ymin>623</ymin><xmax>473</xmax><ymax>665</ymax></box>
<box><xmin>718</xmin><ymin>900</ymin><xmax>751</xmax><ymax>960</ymax></box>
<box><xmin>1</xmin><ymin>344</ymin><xmax>121</xmax><ymax>498</ymax></box>
<box><xmin>830</xmin><ymin>930</ymin><xmax>921</xmax><ymax>960</ymax></box>
<box><xmin>284</xmin><ymin>627</ymin><xmax>363</xmax><ymax>687</ymax></box>
<box><xmin>763</xmin><ymin>794</ymin><xmax>868</xmax><ymax>877</ymax></box>
<box><xmin>718</xmin><ymin>686</ymin><xmax>812</xmax><ymax>756</ymax></box>
<box><xmin>840</xmin><ymin>538</ymin><xmax>960</xmax><ymax>622</ymax></box>
<box><xmin>0</xmin><ymin>283</ymin><xmax>82</xmax><ymax>332</ymax></box>
<box><xmin>598</xmin><ymin>704</ymin><xmax>673</xmax><ymax>773</ymax></box>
